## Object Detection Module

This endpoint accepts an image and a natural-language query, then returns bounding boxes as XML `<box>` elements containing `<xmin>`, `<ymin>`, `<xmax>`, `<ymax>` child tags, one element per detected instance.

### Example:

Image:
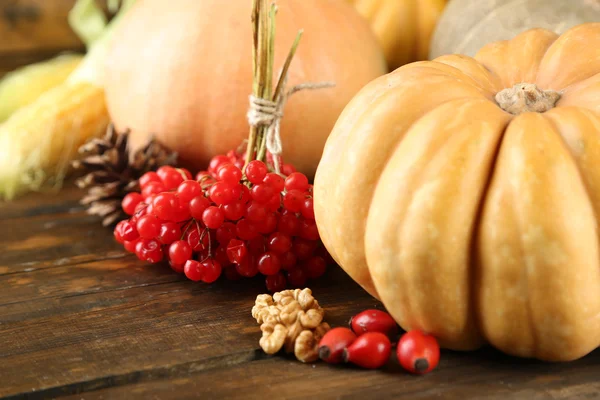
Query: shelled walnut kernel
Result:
<box><xmin>252</xmin><ymin>288</ymin><xmax>331</xmax><ymax>363</ymax></box>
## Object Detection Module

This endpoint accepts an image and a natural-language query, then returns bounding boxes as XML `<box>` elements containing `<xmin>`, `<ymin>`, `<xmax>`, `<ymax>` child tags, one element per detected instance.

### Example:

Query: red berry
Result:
<box><xmin>300</xmin><ymin>198</ymin><xmax>315</xmax><ymax>220</ymax></box>
<box><xmin>263</xmin><ymin>173</ymin><xmax>285</xmax><ymax>192</ymax></box>
<box><xmin>168</xmin><ymin>240</ymin><xmax>193</xmax><ymax>265</ymax></box>
<box><xmin>136</xmin><ymin>215</ymin><xmax>161</xmax><ymax>239</ymax></box>
<box><xmin>136</xmin><ymin>238</ymin><xmax>163</xmax><ymax>263</ymax></box>
<box><xmin>216</xmin><ymin>222</ymin><xmax>237</xmax><ymax>244</ymax></box>
<box><xmin>133</xmin><ymin>201</ymin><xmax>148</xmax><ymax>217</ymax></box>
<box><xmin>123</xmin><ymin>238</ymin><xmax>139</xmax><ymax>253</ymax></box>
<box><xmin>158</xmin><ymin>222</ymin><xmax>181</xmax><ymax>244</ymax></box>
<box><xmin>145</xmin><ymin>198</ymin><xmax>155</xmax><ymax>216</ymax></box>
<box><xmin>286</xmin><ymin>267</ymin><xmax>307</xmax><ymax>288</ymax></box>
<box><xmin>350</xmin><ymin>310</ymin><xmax>398</xmax><ymax>339</ymax></box>
<box><xmin>214</xmin><ymin>245</ymin><xmax>230</xmax><ymax>267</ymax></box>
<box><xmin>318</xmin><ymin>327</ymin><xmax>357</xmax><ymax>364</ymax></box>
<box><xmin>202</xmin><ymin>206</ymin><xmax>225</xmax><ymax>229</ymax></box>
<box><xmin>246</xmin><ymin>202</ymin><xmax>267</xmax><ymax>222</ymax></box>
<box><xmin>169</xmin><ymin>260</ymin><xmax>185</xmax><ymax>273</ymax></box>
<box><xmin>278</xmin><ymin>213</ymin><xmax>300</xmax><ymax>236</ymax></box>
<box><xmin>152</xmin><ymin>192</ymin><xmax>179</xmax><ymax>221</ymax></box>
<box><xmin>258</xmin><ymin>252</ymin><xmax>281</xmax><ymax>275</ymax></box>
<box><xmin>300</xmin><ymin>219</ymin><xmax>320</xmax><ymax>241</ymax></box>
<box><xmin>265</xmin><ymin>272</ymin><xmax>287</xmax><ymax>292</ymax></box>
<box><xmin>247</xmin><ymin>235</ymin><xmax>266</xmax><ymax>255</ymax></box>
<box><xmin>117</xmin><ymin>220</ymin><xmax>139</xmax><ymax>242</ymax></box>
<box><xmin>251</xmin><ymin>184</ymin><xmax>275</xmax><ymax>204</ymax></box>
<box><xmin>305</xmin><ymin>256</ymin><xmax>327</xmax><ymax>279</ymax></box>
<box><xmin>226</xmin><ymin>149</ymin><xmax>238</xmax><ymax>162</ymax></box>
<box><xmin>201</xmin><ymin>259</ymin><xmax>222</xmax><ymax>283</ymax></box>
<box><xmin>186</xmin><ymin>228</ymin><xmax>209</xmax><ymax>252</ymax></box>
<box><xmin>235</xmin><ymin>256</ymin><xmax>259</xmax><ymax>278</ymax></box>
<box><xmin>285</xmin><ymin>172</ymin><xmax>309</xmax><ymax>192</ymax></box>
<box><xmin>209</xmin><ymin>182</ymin><xmax>235</xmax><ymax>205</ymax></box>
<box><xmin>397</xmin><ymin>330</ymin><xmax>440</xmax><ymax>375</ymax></box>
<box><xmin>157</xmin><ymin>166</ymin><xmax>185</xmax><ymax>189</ymax></box>
<box><xmin>280</xmin><ymin>251</ymin><xmax>297</xmax><ymax>270</ymax></box>
<box><xmin>282</xmin><ymin>164</ymin><xmax>296</xmax><ymax>176</ymax></box>
<box><xmin>316</xmin><ymin>245</ymin><xmax>335</xmax><ymax>265</ymax></box>
<box><xmin>256</xmin><ymin>212</ymin><xmax>278</xmax><ymax>234</ymax></box>
<box><xmin>139</xmin><ymin>172</ymin><xmax>161</xmax><ymax>188</ymax></box>
<box><xmin>283</xmin><ymin>190</ymin><xmax>304</xmax><ymax>212</ymax></box>
<box><xmin>184</xmin><ymin>260</ymin><xmax>204</xmax><ymax>281</ymax></box>
<box><xmin>268</xmin><ymin>232</ymin><xmax>292</xmax><ymax>254</ymax></box>
<box><xmin>122</xmin><ymin>192</ymin><xmax>143</xmax><ymax>216</ymax></box>
<box><xmin>141</xmin><ymin>181</ymin><xmax>166</xmax><ymax>199</ymax></box>
<box><xmin>224</xmin><ymin>265</ymin><xmax>242</xmax><ymax>281</ymax></box>
<box><xmin>113</xmin><ymin>220</ymin><xmax>125</xmax><ymax>243</ymax></box>
<box><xmin>196</xmin><ymin>171</ymin><xmax>212</xmax><ymax>182</ymax></box>
<box><xmin>171</xmin><ymin>202</ymin><xmax>191</xmax><ymax>222</ymax></box>
<box><xmin>234</xmin><ymin>158</ymin><xmax>245</xmax><ymax>170</ymax></box>
<box><xmin>223</xmin><ymin>201</ymin><xmax>246</xmax><ymax>221</ymax></box>
<box><xmin>209</xmin><ymin>155</ymin><xmax>230</xmax><ymax>174</ymax></box>
<box><xmin>292</xmin><ymin>238</ymin><xmax>317</xmax><ymax>261</ymax></box>
<box><xmin>180</xmin><ymin>168</ymin><xmax>193</xmax><ymax>180</ymax></box>
<box><xmin>246</xmin><ymin>160</ymin><xmax>268</xmax><ymax>184</ymax></box>
<box><xmin>265</xmin><ymin>193</ymin><xmax>281</xmax><ymax>212</ymax></box>
<box><xmin>237</xmin><ymin>184</ymin><xmax>251</xmax><ymax>203</ymax></box>
<box><xmin>189</xmin><ymin>196</ymin><xmax>211</xmax><ymax>220</ymax></box>
<box><xmin>343</xmin><ymin>332</ymin><xmax>391</xmax><ymax>369</ymax></box>
<box><xmin>176</xmin><ymin>180</ymin><xmax>203</xmax><ymax>206</ymax></box>
<box><xmin>236</xmin><ymin>218</ymin><xmax>258</xmax><ymax>240</ymax></box>
<box><xmin>217</xmin><ymin>163</ymin><xmax>243</xmax><ymax>184</ymax></box>
<box><xmin>227</xmin><ymin>239</ymin><xmax>247</xmax><ymax>264</ymax></box>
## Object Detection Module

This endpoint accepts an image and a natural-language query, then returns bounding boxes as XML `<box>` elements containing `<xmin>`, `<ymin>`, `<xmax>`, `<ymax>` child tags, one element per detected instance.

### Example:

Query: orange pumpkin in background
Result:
<box><xmin>347</xmin><ymin>0</ymin><xmax>447</xmax><ymax>70</ymax></box>
<box><xmin>314</xmin><ymin>24</ymin><xmax>600</xmax><ymax>362</ymax></box>
<box><xmin>103</xmin><ymin>0</ymin><xmax>386</xmax><ymax>177</ymax></box>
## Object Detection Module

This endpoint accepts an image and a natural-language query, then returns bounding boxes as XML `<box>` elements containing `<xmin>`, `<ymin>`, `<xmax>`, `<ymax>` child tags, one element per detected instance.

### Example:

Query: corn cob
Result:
<box><xmin>0</xmin><ymin>54</ymin><xmax>83</xmax><ymax>123</ymax></box>
<box><xmin>0</xmin><ymin>82</ymin><xmax>108</xmax><ymax>200</ymax></box>
<box><xmin>0</xmin><ymin>0</ymin><xmax>137</xmax><ymax>200</ymax></box>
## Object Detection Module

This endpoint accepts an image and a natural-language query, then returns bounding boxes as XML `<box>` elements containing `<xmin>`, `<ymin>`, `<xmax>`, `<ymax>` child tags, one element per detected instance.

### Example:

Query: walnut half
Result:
<box><xmin>253</xmin><ymin>288</ymin><xmax>330</xmax><ymax>362</ymax></box>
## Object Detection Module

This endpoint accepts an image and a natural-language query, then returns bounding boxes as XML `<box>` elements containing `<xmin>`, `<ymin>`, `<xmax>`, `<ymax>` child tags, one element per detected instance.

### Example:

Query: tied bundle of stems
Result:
<box><xmin>245</xmin><ymin>0</ymin><xmax>303</xmax><ymax>169</ymax></box>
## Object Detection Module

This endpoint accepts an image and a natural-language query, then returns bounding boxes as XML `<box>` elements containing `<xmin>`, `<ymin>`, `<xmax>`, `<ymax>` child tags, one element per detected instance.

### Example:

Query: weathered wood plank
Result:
<box><xmin>0</xmin><ymin>186</ymin><xmax>130</xmax><ymax>275</ymax></box>
<box><xmin>0</xmin><ymin>260</ymin><xmax>374</xmax><ymax>398</ymax></box>
<box><xmin>0</xmin><ymin>183</ymin><xmax>83</xmax><ymax>220</ymax></box>
<box><xmin>55</xmin><ymin>347</ymin><xmax>600</xmax><ymax>400</ymax></box>
<box><xmin>4</xmin><ymin>178</ymin><xmax>600</xmax><ymax>400</ymax></box>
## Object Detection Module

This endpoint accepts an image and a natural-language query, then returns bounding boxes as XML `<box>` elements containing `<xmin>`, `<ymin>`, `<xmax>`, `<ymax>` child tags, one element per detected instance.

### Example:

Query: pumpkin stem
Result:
<box><xmin>495</xmin><ymin>83</ymin><xmax>561</xmax><ymax>115</ymax></box>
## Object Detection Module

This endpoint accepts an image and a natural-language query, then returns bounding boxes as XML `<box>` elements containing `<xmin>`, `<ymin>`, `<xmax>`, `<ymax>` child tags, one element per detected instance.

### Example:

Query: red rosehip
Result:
<box><xmin>397</xmin><ymin>330</ymin><xmax>440</xmax><ymax>375</ymax></box>
<box><xmin>343</xmin><ymin>332</ymin><xmax>391</xmax><ymax>369</ymax></box>
<box><xmin>350</xmin><ymin>309</ymin><xmax>399</xmax><ymax>340</ymax></box>
<box><xmin>318</xmin><ymin>327</ymin><xmax>357</xmax><ymax>364</ymax></box>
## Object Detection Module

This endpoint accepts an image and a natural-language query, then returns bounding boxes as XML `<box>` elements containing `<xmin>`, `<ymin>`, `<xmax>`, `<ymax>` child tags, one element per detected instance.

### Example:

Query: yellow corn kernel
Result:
<box><xmin>0</xmin><ymin>81</ymin><xmax>109</xmax><ymax>200</ymax></box>
<box><xmin>0</xmin><ymin>54</ymin><xmax>83</xmax><ymax>123</ymax></box>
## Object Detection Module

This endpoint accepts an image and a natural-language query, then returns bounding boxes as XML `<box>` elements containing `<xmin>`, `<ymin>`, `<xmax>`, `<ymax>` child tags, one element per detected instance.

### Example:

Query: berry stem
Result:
<box><xmin>245</xmin><ymin>0</ymin><xmax>303</xmax><ymax>169</ymax></box>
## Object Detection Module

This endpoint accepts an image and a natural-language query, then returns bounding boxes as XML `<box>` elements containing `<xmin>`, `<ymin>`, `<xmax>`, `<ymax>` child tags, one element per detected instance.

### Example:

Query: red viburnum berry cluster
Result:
<box><xmin>113</xmin><ymin>150</ymin><xmax>332</xmax><ymax>292</ymax></box>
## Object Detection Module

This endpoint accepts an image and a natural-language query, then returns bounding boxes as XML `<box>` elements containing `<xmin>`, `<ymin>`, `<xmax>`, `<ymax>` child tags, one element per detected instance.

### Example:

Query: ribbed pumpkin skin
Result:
<box><xmin>314</xmin><ymin>24</ymin><xmax>600</xmax><ymax>361</ymax></box>
<box><xmin>430</xmin><ymin>0</ymin><xmax>600</xmax><ymax>59</ymax></box>
<box><xmin>104</xmin><ymin>0</ymin><xmax>386</xmax><ymax>178</ymax></box>
<box><xmin>348</xmin><ymin>0</ymin><xmax>446</xmax><ymax>70</ymax></box>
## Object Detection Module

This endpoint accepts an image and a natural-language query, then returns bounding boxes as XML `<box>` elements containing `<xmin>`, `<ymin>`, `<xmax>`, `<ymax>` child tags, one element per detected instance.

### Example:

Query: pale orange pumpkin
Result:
<box><xmin>314</xmin><ymin>24</ymin><xmax>600</xmax><ymax>362</ymax></box>
<box><xmin>103</xmin><ymin>0</ymin><xmax>386</xmax><ymax>177</ymax></box>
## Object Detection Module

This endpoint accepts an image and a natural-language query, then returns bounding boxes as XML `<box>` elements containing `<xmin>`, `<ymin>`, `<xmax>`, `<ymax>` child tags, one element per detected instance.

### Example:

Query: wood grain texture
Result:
<box><xmin>1</xmin><ymin>186</ymin><xmax>600</xmax><ymax>399</ymax></box>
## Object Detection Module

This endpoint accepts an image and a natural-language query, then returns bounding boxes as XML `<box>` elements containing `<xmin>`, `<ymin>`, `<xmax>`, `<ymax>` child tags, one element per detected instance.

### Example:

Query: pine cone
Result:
<box><xmin>72</xmin><ymin>124</ymin><xmax>178</xmax><ymax>226</ymax></box>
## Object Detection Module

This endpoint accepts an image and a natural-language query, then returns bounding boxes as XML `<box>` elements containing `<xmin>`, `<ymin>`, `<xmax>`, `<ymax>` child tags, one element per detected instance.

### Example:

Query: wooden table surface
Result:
<box><xmin>2</xmin><ymin>186</ymin><xmax>600</xmax><ymax>400</ymax></box>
